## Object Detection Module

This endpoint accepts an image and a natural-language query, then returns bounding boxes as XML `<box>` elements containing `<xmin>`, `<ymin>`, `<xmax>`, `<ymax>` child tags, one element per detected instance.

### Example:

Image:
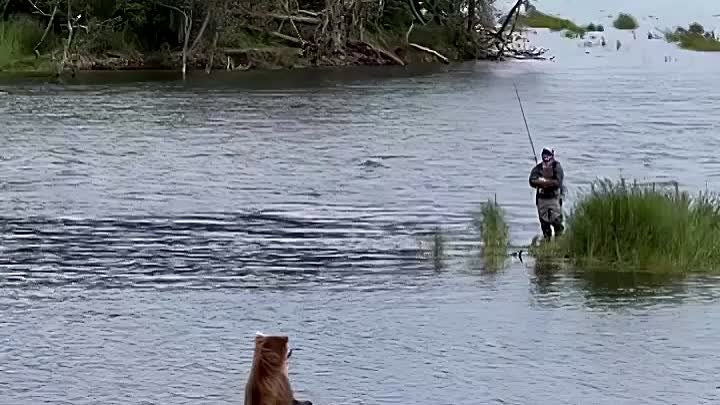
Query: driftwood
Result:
<box><xmin>348</xmin><ymin>40</ymin><xmax>405</xmax><ymax>66</ymax></box>
<box><xmin>409</xmin><ymin>43</ymin><xmax>449</xmax><ymax>64</ymax></box>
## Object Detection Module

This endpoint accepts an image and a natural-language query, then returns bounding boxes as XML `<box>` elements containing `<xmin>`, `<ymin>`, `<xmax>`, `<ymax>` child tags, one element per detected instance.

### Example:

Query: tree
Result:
<box><xmin>688</xmin><ymin>22</ymin><xmax>704</xmax><ymax>35</ymax></box>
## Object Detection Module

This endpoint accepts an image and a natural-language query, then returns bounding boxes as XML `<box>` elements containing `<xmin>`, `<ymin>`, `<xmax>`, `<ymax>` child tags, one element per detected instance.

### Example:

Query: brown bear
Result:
<box><xmin>244</xmin><ymin>333</ymin><xmax>312</xmax><ymax>405</ymax></box>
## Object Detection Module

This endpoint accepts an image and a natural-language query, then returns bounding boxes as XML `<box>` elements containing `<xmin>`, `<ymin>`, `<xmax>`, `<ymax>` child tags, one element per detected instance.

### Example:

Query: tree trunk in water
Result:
<box><xmin>496</xmin><ymin>0</ymin><xmax>524</xmax><ymax>41</ymax></box>
<box><xmin>467</xmin><ymin>0</ymin><xmax>476</xmax><ymax>32</ymax></box>
<box><xmin>182</xmin><ymin>11</ymin><xmax>192</xmax><ymax>79</ymax></box>
<box><xmin>206</xmin><ymin>30</ymin><xmax>220</xmax><ymax>74</ymax></box>
<box><xmin>57</xmin><ymin>0</ymin><xmax>74</xmax><ymax>76</ymax></box>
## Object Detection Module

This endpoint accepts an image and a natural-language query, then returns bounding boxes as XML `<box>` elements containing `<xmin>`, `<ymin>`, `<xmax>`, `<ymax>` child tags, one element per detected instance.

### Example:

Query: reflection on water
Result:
<box><xmin>2</xmin><ymin>28</ymin><xmax>720</xmax><ymax>405</ymax></box>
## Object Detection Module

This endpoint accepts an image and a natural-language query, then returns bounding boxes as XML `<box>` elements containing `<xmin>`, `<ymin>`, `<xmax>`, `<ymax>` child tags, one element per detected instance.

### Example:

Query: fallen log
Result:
<box><xmin>408</xmin><ymin>43</ymin><xmax>450</xmax><ymax>64</ymax></box>
<box><xmin>243</xmin><ymin>25</ymin><xmax>304</xmax><ymax>45</ymax></box>
<box><xmin>222</xmin><ymin>47</ymin><xmax>303</xmax><ymax>56</ymax></box>
<box><xmin>297</xmin><ymin>9</ymin><xmax>320</xmax><ymax>17</ymax></box>
<box><xmin>252</xmin><ymin>12</ymin><xmax>321</xmax><ymax>24</ymax></box>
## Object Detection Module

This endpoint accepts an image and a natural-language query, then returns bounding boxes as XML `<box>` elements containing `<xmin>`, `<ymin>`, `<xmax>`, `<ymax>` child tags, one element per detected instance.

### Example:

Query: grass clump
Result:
<box><xmin>613</xmin><ymin>13</ymin><xmax>639</xmax><ymax>30</ymax></box>
<box><xmin>556</xmin><ymin>179</ymin><xmax>720</xmax><ymax>272</ymax></box>
<box><xmin>520</xmin><ymin>9</ymin><xmax>586</xmax><ymax>36</ymax></box>
<box><xmin>665</xmin><ymin>24</ymin><xmax>720</xmax><ymax>52</ymax></box>
<box><xmin>474</xmin><ymin>199</ymin><xmax>510</xmax><ymax>268</ymax></box>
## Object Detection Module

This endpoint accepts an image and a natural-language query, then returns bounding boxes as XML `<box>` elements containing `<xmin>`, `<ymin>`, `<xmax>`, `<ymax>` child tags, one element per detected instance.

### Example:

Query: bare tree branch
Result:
<box><xmin>34</xmin><ymin>0</ymin><xmax>59</xmax><ymax>53</ymax></box>
<box><xmin>190</xmin><ymin>8</ymin><xmax>212</xmax><ymax>52</ymax></box>
<box><xmin>28</xmin><ymin>0</ymin><xmax>53</xmax><ymax>16</ymax></box>
<box><xmin>158</xmin><ymin>2</ymin><xmax>188</xmax><ymax>18</ymax></box>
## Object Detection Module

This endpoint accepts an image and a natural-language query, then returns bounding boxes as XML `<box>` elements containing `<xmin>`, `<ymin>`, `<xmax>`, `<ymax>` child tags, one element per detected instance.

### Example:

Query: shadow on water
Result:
<box><xmin>574</xmin><ymin>268</ymin><xmax>692</xmax><ymax>307</ymax></box>
<box><xmin>529</xmin><ymin>258</ymin><xmax>565</xmax><ymax>296</ymax></box>
<box><xmin>527</xmin><ymin>256</ymin><xmax>720</xmax><ymax>308</ymax></box>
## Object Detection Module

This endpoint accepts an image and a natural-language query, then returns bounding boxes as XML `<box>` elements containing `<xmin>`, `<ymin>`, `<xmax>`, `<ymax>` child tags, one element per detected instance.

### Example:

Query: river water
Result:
<box><xmin>2</xmin><ymin>23</ymin><xmax>720</xmax><ymax>405</ymax></box>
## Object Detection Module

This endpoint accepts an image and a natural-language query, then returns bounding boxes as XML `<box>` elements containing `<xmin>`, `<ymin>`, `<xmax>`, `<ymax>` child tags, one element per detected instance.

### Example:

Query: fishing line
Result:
<box><xmin>512</xmin><ymin>81</ymin><xmax>538</xmax><ymax>164</ymax></box>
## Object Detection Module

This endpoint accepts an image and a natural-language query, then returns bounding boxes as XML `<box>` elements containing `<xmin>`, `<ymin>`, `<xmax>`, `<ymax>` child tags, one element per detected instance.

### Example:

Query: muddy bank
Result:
<box><xmin>63</xmin><ymin>43</ymin><xmax>467</xmax><ymax>74</ymax></box>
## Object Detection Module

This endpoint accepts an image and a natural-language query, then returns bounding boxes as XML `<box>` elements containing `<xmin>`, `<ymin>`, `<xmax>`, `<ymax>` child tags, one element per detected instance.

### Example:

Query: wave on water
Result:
<box><xmin>0</xmin><ymin>213</ymin><xmax>471</xmax><ymax>291</ymax></box>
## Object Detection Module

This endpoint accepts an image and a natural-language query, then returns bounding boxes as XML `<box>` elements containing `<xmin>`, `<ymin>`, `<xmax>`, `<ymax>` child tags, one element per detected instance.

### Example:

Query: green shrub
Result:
<box><xmin>613</xmin><ymin>13</ymin><xmax>639</xmax><ymax>30</ymax></box>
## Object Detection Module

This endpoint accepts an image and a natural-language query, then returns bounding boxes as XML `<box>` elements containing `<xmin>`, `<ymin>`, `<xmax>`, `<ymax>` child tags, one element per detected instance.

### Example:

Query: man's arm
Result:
<box><xmin>529</xmin><ymin>165</ymin><xmax>543</xmax><ymax>188</ymax></box>
<box><xmin>553</xmin><ymin>162</ymin><xmax>564</xmax><ymax>188</ymax></box>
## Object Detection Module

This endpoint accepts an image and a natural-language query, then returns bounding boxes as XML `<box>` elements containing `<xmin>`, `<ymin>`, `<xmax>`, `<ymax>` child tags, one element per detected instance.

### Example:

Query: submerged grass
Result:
<box><xmin>416</xmin><ymin>227</ymin><xmax>446</xmax><ymax>271</ymax></box>
<box><xmin>552</xmin><ymin>179</ymin><xmax>720</xmax><ymax>272</ymax></box>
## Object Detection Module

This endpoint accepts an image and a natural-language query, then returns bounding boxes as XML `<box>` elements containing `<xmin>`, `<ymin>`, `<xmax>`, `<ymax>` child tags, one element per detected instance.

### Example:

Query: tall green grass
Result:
<box><xmin>0</xmin><ymin>15</ymin><xmax>49</xmax><ymax>71</ymax></box>
<box><xmin>474</xmin><ymin>198</ymin><xmax>510</xmax><ymax>269</ymax></box>
<box><xmin>613</xmin><ymin>13</ymin><xmax>639</xmax><ymax>30</ymax></box>
<box><xmin>559</xmin><ymin>179</ymin><xmax>720</xmax><ymax>271</ymax></box>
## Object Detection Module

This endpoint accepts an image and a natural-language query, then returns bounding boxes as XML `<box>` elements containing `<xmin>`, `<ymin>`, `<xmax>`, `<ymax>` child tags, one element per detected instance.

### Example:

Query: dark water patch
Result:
<box><xmin>0</xmin><ymin>214</ymin><xmax>459</xmax><ymax>291</ymax></box>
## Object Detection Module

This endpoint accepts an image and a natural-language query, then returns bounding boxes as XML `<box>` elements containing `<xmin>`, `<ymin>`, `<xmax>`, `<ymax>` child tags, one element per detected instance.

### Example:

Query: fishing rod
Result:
<box><xmin>512</xmin><ymin>82</ymin><xmax>538</xmax><ymax>164</ymax></box>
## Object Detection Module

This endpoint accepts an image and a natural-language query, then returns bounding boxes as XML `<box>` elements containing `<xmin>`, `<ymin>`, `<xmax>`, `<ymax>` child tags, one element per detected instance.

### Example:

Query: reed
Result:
<box><xmin>558</xmin><ymin>179</ymin><xmax>720</xmax><ymax>272</ymax></box>
<box><xmin>475</xmin><ymin>199</ymin><xmax>510</xmax><ymax>266</ymax></box>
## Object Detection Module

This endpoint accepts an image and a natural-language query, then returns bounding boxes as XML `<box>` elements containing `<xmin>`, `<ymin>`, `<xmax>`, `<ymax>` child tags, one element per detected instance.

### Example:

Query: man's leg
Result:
<box><xmin>552</xmin><ymin>220</ymin><xmax>564</xmax><ymax>237</ymax></box>
<box><xmin>549</xmin><ymin>198</ymin><xmax>564</xmax><ymax>237</ymax></box>
<box><xmin>540</xmin><ymin>219</ymin><xmax>553</xmax><ymax>240</ymax></box>
<box><xmin>537</xmin><ymin>200</ymin><xmax>553</xmax><ymax>240</ymax></box>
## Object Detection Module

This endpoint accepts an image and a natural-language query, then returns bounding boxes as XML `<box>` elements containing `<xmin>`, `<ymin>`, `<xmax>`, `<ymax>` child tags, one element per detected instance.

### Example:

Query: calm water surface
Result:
<box><xmin>1</xmin><ymin>26</ymin><xmax>720</xmax><ymax>404</ymax></box>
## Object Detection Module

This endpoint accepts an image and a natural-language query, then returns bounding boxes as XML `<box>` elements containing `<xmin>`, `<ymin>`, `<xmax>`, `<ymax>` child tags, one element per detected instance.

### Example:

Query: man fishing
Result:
<box><xmin>529</xmin><ymin>148</ymin><xmax>564</xmax><ymax>240</ymax></box>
